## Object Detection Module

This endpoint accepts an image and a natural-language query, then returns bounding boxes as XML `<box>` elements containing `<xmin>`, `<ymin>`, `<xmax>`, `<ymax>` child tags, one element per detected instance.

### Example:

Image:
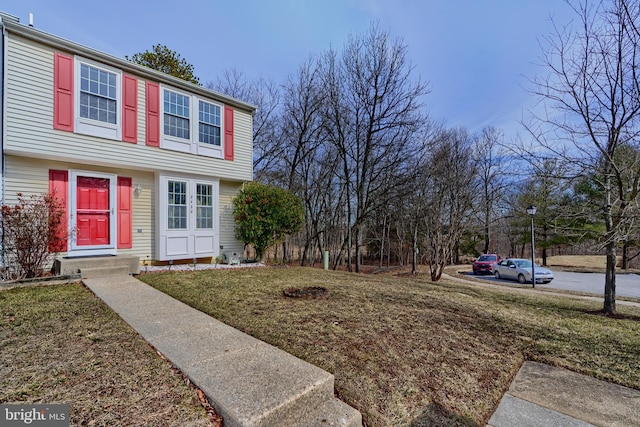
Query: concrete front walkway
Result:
<box><xmin>488</xmin><ymin>361</ymin><xmax>640</xmax><ymax>427</ymax></box>
<box><xmin>83</xmin><ymin>274</ymin><xmax>361</xmax><ymax>427</ymax></box>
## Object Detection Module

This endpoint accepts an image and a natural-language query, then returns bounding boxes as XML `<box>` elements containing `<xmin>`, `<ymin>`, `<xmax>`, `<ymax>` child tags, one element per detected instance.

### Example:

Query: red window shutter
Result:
<box><xmin>122</xmin><ymin>75</ymin><xmax>138</xmax><ymax>143</ymax></box>
<box><xmin>48</xmin><ymin>170</ymin><xmax>68</xmax><ymax>252</ymax></box>
<box><xmin>146</xmin><ymin>82</ymin><xmax>160</xmax><ymax>147</ymax></box>
<box><xmin>224</xmin><ymin>106</ymin><xmax>234</xmax><ymax>160</ymax></box>
<box><xmin>53</xmin><ymin>53</ymin><xmax>74</xmax><ymax>132</ymax></box>
<box><xmin>117</xmin><ymin>177</ymin><xmax>133</xmax><ymax>249</ymax></box>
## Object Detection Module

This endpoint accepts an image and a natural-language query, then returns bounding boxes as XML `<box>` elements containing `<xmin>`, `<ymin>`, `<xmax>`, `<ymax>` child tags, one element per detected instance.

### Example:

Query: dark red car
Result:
<box><xmin>472</xmin><ymin>254</ymin><xmax>501</xmax><ymax>275</ymax></box>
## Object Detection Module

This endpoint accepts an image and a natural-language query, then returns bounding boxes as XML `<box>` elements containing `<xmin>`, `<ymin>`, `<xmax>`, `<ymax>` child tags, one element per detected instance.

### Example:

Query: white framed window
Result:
<box><xmin>198</xmin><ymin>101</ymin><xmax>221</xmax><ymax>146</ymax></box>
<box><xmin>74</xmin><ymin>57</ymin><xmax>122</xmax><ymax>140</ymax></box>
<box><xmin>160</xmin><ymin>85</ymin><xmax>224</xmax><ymax>158</ymax></box>
<box><xmin>157</xmin><ymin>174</ymin><xmax>219</xmax><ymax>260</ymax></box>
<box><xmin>167</xmin><ymin>180</ymin><xmax>188</xmax><ymax>229</ymax></box>
<box><xmin>164</xmin><ymin>91</ymin><xmax>190</xmax><ymax>140</ymax></box>
<box><xmin>196</xmin><ymin>183</ymin><xmax>214</xmax><ymax>229</ymax></box>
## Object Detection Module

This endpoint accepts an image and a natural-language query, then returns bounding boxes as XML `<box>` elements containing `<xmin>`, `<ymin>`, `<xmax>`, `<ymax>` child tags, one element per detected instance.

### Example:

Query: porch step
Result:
<box><xmin>80</xmin><ymin>266</ymin><xmax>131</xmax><ymax>279</ymax></box>
<box><xmin>54</xmin><ymin>255</ymin><xmax>140</xmax><ymax>276</ymax></box>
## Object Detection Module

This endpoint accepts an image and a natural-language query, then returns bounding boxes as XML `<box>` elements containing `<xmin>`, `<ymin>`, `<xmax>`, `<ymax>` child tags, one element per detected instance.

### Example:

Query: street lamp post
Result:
<box><xmin>526</xmin><ymin>205</ymin><xmax>537</xmax><ymax>288</ymax></box>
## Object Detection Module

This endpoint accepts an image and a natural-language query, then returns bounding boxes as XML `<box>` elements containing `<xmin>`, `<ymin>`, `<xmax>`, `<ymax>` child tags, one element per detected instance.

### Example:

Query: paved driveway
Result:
<box><xmin>469</xmin><ymin>270</ymin><xmax>640</xmax><ymax>298</ymax></box>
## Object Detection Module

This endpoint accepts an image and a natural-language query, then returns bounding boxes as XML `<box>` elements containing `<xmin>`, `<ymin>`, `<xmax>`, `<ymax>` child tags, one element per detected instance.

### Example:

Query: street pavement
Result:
<box><xmin>468</xmin><ymin>270</ymin><xmax>640</xmax><ymax>298</ymax></box>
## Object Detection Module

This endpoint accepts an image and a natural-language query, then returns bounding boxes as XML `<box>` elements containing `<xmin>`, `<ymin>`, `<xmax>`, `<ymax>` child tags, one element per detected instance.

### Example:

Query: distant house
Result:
<box><xmin>0</xmin><ymin>12</ymin><xmax>254</xmax><ymax>265</ymax></box>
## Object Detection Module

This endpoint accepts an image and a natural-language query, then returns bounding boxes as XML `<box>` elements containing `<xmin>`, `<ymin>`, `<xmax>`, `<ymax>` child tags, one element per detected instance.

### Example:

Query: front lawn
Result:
<box><xmin>139</xmin><ymin>267</ymin><xmax>640</xmax><ymax>427</ymax></box>
<box><xmin>0</xmin><ymin>283</ymin><xmax>213</xmax><ymax>426</ymax></box>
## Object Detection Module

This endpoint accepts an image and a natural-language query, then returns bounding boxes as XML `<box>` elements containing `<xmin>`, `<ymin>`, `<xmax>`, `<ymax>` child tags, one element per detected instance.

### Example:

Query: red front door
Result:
<box><xmin>76</xmin><ymin>176</ymin><xmax>110</xmax><ymax>246</ymax></box>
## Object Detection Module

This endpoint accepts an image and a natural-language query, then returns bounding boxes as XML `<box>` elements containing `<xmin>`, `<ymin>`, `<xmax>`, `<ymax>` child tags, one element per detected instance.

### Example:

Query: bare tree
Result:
<box><xmin>324</xmin><ymin>23</ymin><xmax>428</xmax><ymax>272</ymax></box>
<box><xmin>473</xmin><ymin>126</ymin><xmax>511</xmax><ymax>254</ymax></box>
<box><xmin>278</xmin><ymin>58</ymin><xmax>330</xmax><ymax>263</ymax></box>
<box><xmin>527</xmin><ymin>0</ymin><xmax>640</xmax><ymax>314</ymax></box>
<box><xmin>420</xmin><ymin>128</ymin><xmax>477</xmax><ymax>281</ymax></box>
<box><xmin>207</xmin><ymin>69</ymin><xmax>281</xmax><ymax>181</ymax></box>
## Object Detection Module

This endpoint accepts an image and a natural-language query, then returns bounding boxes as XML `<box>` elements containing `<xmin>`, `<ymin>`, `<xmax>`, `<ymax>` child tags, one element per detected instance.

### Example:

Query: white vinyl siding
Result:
<box><xmin>4</xmin><ymin>35</ymin><xmax>253</xmax><ymax>183</ymax></box>
<box><xmin>219</xmin><ymin>181</ymin><xmax>245</xmax><ymax>257</ymax></box>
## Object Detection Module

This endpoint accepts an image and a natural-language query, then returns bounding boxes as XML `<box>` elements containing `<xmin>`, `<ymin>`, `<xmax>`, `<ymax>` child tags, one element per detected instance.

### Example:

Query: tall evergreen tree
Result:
<box><xmin>127</xmin><ymin>44</ymin><xmax>200</xmax><ymax>85</ymax></box>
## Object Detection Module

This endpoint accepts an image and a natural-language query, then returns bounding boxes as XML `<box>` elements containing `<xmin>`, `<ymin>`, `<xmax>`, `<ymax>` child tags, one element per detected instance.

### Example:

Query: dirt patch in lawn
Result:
<box><xmin>0</xmin><ymin>283</ymin><xmax>218</xmax><ymax>426</ymax></box>
<box><xmin>282</xmin><ymin>286</ymin><xmax>329</xmax><ymax>299</ymax></box>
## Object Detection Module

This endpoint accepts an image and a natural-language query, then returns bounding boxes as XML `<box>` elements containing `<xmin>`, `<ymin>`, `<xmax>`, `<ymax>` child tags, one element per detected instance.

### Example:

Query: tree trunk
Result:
<box><xmin>379</xmin><ymin>215</ymin><xmax>386</xmax><ymax>268</ymax></box>
<box><xmin>483</xmin><ymin>204</ymin><xmax>490</xmax><ymax>254</ymax></box>
<box><xmin>604</xmin><ymin>241</ymin><xmax>617</xmax><ymax>315</ymax></box>
<box><xmin>355</xmin><ymin>225</ymin><xmax>361</xmax><ymax>273</ymax></box>
<box><xmin>603</xmin><ymin>172</ymin><xmax>616</xmax><ymax>315</ymax></box>
<box><xmin>411</xmin><ymin>225</ymin><xmax>418</xmax><ymax>275</ymax></box>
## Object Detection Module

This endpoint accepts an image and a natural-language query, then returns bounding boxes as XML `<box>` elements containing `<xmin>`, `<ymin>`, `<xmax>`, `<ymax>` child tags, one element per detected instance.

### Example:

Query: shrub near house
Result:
<box><xmin>233</xmin><ymin>182</ymin><xmax>304</xmax><ymax>261</ymax></box>
<box><xmin>1</xmin><ymin>193</ymin><xmax>67</xmax><ymax>279</ymax></box>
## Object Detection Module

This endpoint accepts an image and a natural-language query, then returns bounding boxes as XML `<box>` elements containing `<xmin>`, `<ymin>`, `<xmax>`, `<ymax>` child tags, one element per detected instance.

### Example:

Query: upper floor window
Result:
<box><xmin>160</xmin><ymin>85</ymin><xmax>224</xmax><ymax>158</ymax></box>
<box><xmin>164</xmin><ymin>90</ymin><xmax>190</xmax><ymax>139</ymax></box>
<box><xmin>74</xmin><ymin>58</ymin><xmax>122</xmax><ymax>140</ymax></box>
<box><xmin>80</xmin><ymin>64</ymin><xmax>117</xmax><ymax>124</ymax></box>
<box><xmin>199</xmin><ymin>101</ymin><xmax>221</xmax><ymax>146</ymax></box>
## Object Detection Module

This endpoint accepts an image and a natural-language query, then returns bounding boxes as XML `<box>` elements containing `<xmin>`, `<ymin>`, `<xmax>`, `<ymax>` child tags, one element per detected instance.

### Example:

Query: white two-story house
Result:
<box><xmin>0</xmin><ymin>12</ymin><xmax>254</xmax><ymax>266</ymax></box>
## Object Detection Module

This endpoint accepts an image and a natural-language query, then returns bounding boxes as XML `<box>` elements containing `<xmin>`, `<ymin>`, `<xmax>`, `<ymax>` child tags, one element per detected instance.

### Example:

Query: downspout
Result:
<box><xmin>0</xmin><ymin>15</ymin><xmax>7</xmax><ymax>205</ymax></box>
<box><xmin>0</xmin><ymin>15</ymin><xmax>7</xmax><ymax>268</ymax></box>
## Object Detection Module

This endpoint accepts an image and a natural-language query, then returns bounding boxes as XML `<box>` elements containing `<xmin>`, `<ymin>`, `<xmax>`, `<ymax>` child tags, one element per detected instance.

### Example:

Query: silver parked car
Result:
<box><xmin>493</xmin><ymin>258</ymin><xmax>554</xmax><ymax>284</ymax></box>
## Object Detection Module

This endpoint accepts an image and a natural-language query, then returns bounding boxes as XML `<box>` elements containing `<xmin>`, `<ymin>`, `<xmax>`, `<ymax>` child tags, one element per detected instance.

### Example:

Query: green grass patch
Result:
<box><xmin>0</xmin><ymin>283</ymin><xmax>211</xmax><ymax>426</ymax></box>
<box><xmin>140</xmin><ymin>267</ymin><xmax>640</xmax><ymax>427</ymax></box>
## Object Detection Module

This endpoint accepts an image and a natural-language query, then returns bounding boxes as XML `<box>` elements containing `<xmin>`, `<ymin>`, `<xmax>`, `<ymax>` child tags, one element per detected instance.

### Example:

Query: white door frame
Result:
<box><xmin>68</xmin><ymin>170</ymin><xmax>117</xmax><ymax>257</ymax></box>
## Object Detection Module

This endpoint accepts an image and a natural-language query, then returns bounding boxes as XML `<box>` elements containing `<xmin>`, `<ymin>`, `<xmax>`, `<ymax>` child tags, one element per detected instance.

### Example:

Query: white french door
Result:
<box><xmin>157</xmin><ymin>174</ymin><xmax>219</xmax><ymax>260</ymax></box>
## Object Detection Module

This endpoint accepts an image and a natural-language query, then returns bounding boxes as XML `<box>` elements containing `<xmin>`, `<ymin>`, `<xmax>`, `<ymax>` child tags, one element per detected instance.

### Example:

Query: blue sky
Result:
<box><xmin>3</xmin><ymin>0</ymin><xmax>575</xmax><ymax>142</ymax></box>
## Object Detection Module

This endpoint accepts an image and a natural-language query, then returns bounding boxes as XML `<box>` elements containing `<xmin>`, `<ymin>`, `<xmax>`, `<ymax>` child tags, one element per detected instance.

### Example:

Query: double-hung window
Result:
<box><xmin>160</xmin><ymin>85</ymin><xmax>224</xmax><ymax>157</ymax></box>
<box><xmin>75</xmin><ymin>58</ymin><xmax>122</xmax><ymax>140</ymax></box>
<box><xmin>164</xmin><ymin>91</ymin><xmax>190</xmax><ymax>140</ymax></box>
<box><xmin>198</xmin><ymin>101</ymin><xmax>221</xmax><ymax>146</ymax></box>
<box><xmin>80</xmin><ymin>64</ymin><xmax>117</xmax><ymax>124</ymax></box>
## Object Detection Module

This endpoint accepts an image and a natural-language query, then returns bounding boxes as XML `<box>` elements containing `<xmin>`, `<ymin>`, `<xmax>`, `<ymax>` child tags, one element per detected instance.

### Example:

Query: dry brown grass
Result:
<box><xmin>546</xmin><ymin>255</ymin><xmax>612</xmax><ymax>269</ymax></box>
<box><xmin>0</xmin><ymin>283</ymin><xmax>213</xmax><ymax>426</ymax></box>
<box><xmin>140</xmin><ymin>267</ymin><xmax>640</xmax><ymax>427</ymax></box>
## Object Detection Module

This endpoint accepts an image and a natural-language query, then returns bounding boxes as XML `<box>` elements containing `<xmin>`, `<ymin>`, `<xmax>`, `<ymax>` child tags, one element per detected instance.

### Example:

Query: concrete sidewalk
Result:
<box><xmin>488</xmin><ymin>361</ymin><xmax>640</xmax><ymax>427</ymax></box>
<box><xmin>83</xmin><ymin>274</ymin><xmax>361</xmax><ymax>427</ymax></box>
